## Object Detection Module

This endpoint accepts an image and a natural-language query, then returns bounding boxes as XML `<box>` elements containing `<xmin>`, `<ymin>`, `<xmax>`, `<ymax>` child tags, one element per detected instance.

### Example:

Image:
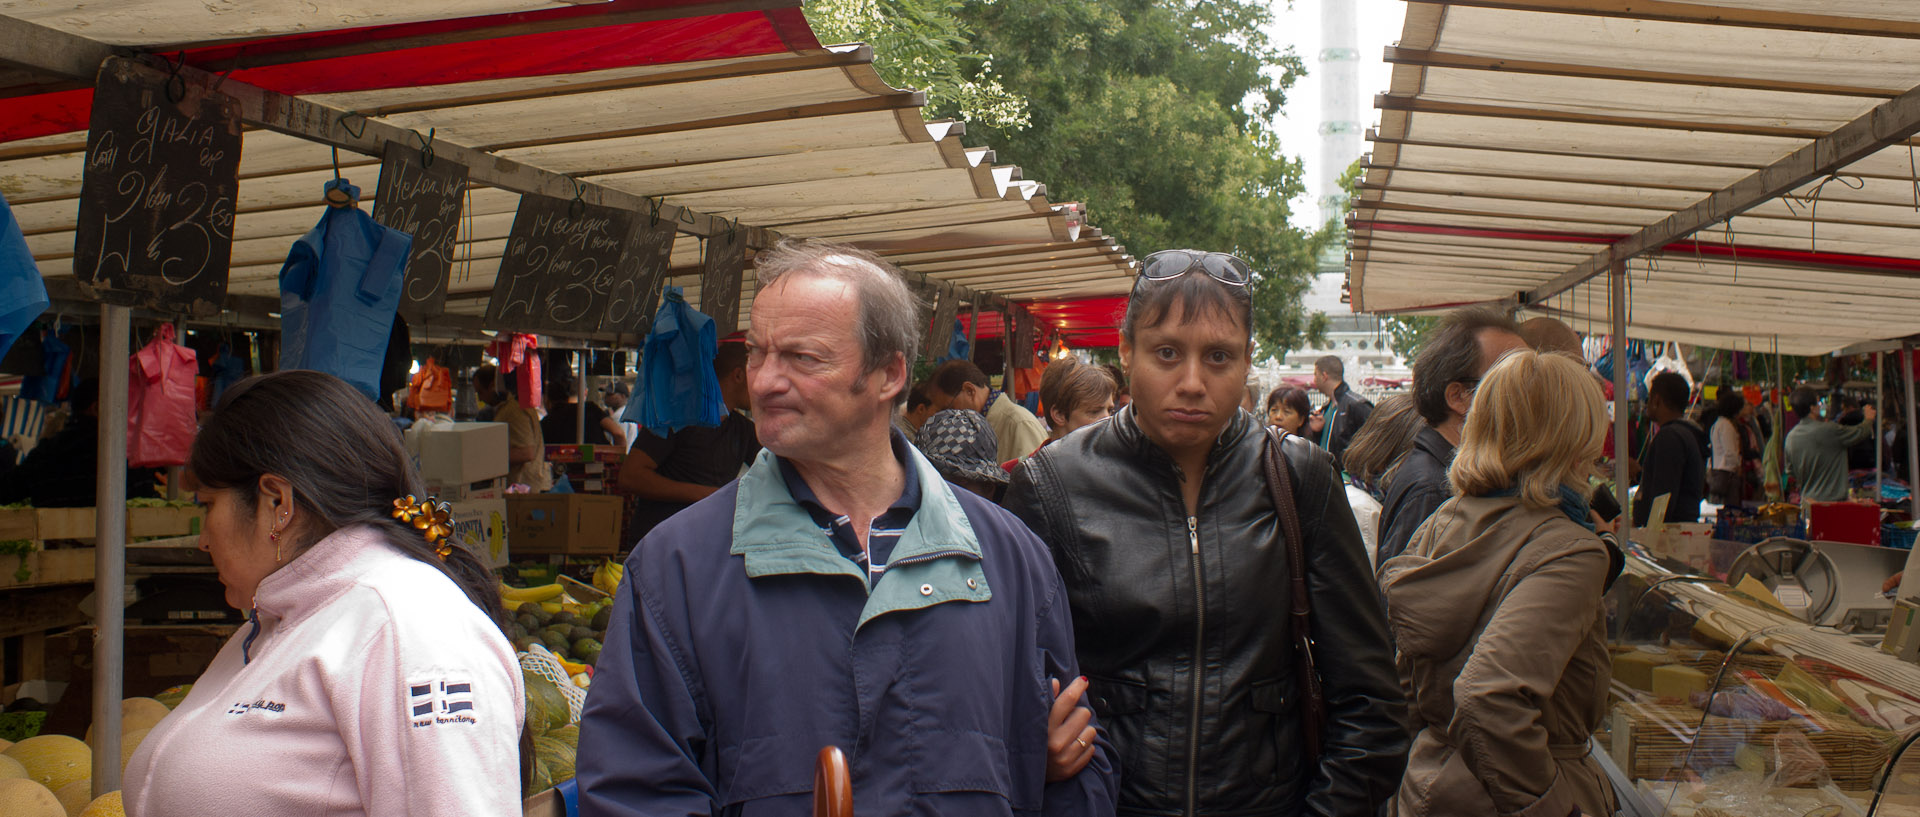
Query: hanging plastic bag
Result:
<box><xmin>485</xmin><ymin>334</ymin><xmax>542</xmax><ymax>413</ymax></box>
<box><xmin>128</xmin><ymin>324</ymin><xmax>200</xmax><ymax>467</ymax></box>
<box><xmin>409</xmin><ymin>356</ymin><xmax>453</xmax><ymax>414</ymax></box>
<box><xmin>1645</xmin><ymin>340</ymin><xmax>1694</xmax><ymax>400</ymax></box>
<box><xmin>632</xmin><ymin>285</ymin><xmax>722</xmax><ymax>435</ymax></box>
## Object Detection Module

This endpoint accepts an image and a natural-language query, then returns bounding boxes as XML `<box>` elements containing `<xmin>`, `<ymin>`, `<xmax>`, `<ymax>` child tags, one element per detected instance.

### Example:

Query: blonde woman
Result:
<box><xmin>1378</xmin><ymin>350</ymin><xmax>1619</xmax><ymax>817</ymax></box>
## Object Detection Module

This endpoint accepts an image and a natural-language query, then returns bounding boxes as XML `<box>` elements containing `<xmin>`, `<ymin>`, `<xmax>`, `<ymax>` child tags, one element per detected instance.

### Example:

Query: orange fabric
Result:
<box><xmin>409</xmin><ymin>357</ymin><xmax>453</xmax><ymax>413</ymax></box>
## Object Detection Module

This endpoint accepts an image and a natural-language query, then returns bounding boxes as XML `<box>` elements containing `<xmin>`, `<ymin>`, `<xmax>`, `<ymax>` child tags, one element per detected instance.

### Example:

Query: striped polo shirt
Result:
<box><xmin>776</xmin><ymin>430</ymin><xmax>923</xmax><ymax>587</ymax></box>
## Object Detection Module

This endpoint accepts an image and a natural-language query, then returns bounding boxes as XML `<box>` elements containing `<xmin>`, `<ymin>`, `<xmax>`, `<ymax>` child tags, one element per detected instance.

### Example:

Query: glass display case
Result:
<box><xmin>1600</xmin><ymin>553</ymin><xmax>1920</xmax><ymax>816</ymax></box>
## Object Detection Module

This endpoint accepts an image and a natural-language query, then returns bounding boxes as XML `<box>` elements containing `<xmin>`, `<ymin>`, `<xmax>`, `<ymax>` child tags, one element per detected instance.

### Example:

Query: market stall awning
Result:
<box><xmin>0</xmin><ymin>0</ymin><xmax>1137</xmax><ymax>337</ymax></box>
<box><xmin>1349</xmin><ymin>1</ymin><xmax>1920</xmax><ymax>355</ymax></box>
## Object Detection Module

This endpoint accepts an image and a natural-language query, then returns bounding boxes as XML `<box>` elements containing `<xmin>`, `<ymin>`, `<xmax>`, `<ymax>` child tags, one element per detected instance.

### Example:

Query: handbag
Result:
<box><xmin>1261</xmin><ymin>425</ymin><xmax>1328</xmax><ymax>759</ymax></box>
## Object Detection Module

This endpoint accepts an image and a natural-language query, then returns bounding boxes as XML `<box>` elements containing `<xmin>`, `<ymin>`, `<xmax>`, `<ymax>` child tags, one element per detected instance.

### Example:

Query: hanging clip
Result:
<box><xmin>647</xmin><ymin>197</ymin><xmax>663</xmax><ymax>229</ymax></box>
<box><xmin>568</xmin><ymin>177</ymin><xmax>587</xmax><ymax>220</ymax></box>
<box><xmin>337</xmin><ymin>110</ymin><xmax>368</xmax><ymax>140</ymax></box>
<box><xmin>164</xmin><ymin>51</ymin><xmax>188</xmax><ymax>104</ymax></box>
<box><xmin>415</xmin><ymin>127</ymin><xmax>436</xmax><ymax>169</ymax></box>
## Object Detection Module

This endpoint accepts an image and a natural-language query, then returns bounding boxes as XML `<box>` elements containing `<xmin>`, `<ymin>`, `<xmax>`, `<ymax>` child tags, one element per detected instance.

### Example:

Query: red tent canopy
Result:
<box><xmin>959</xmin><ymin>295</ymin><xmax>1127</xmax><ymax>349</ymax></box>
<box><xmin>1</xmin><ymin>1</ymin><xmax>816</xmax><ymax>143</ymax></box>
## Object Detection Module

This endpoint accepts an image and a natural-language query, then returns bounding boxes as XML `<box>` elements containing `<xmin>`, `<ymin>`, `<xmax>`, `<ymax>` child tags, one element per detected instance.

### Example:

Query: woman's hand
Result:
<box><xmin>1046</xmin><ymin>677</ymin><xmax>1097</xmax><ymax>782</ymax></box>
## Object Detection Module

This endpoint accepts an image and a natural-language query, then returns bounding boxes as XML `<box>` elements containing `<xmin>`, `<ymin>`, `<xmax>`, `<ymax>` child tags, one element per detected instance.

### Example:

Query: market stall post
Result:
<box><xmin>1611</xmin><ymin>259</ymin><xmax>1630</xmax><ymax>536</ymax></box>
<box><xmin>1879</xmin><ymin>351</ymin><xmax>1886</xmax><ymax>501</ymax></box>
<box><xmin>1899</xmin><ymin>342</ymin><xmax>1920</xmax><ymax>602</ymax></box>
<box><xmin>577</xmin><ymin>351</ymin><xmax>588</xmax><ymax>445</ymax></box>
<box><xmin>92</xmin><ymin>303</ymin><xmax>129</xmax><ymax>791</ymax></box>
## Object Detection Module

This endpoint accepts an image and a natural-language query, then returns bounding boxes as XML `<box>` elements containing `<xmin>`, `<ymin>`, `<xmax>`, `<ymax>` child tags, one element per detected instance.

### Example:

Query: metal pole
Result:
<box><xmin>1879</xmin><ymin>351</ymin><xmax>1886</xmax><ymax>501</ymax></box>
<box><xmin>1775</xmin><ymin>337</ymin><xmax>1785</xmax><ymax>503</ymax></box>
<box><xmin>92</xmin><ymin>305</ymin><xmax>129</xmax><ymax>792</ymax></box>
<box><xmin>1906</xmin><ymin>343</ymin><xmax>1919</xmax><ymax>520</ymax></box>
<box><xmin>1897</xmin><ymin>343</ymin><xmax>1920</xmax><ymax>601</ymax></box>
<box><xmin>1611</xmin><ymin>260</ymin><xmax>1631</xmax><ymax>537</ymax></box>
<box><xmin>575</xmin><ymin>351</ymin><xmax>587</xmax><ymax>445</ymax></box>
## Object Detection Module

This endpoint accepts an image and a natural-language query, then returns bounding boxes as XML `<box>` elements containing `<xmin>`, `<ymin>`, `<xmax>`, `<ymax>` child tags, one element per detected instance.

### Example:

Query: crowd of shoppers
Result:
<box><xmin>144</xmin><ymin>237</ymin><xmax>1776</xmax><ymax>817</ymax></box>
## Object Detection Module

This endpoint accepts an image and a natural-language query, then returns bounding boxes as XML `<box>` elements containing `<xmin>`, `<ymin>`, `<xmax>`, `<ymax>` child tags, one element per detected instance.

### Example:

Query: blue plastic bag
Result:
<box><xmin>278</xmin><ymin>179</ymin><xmax>412</xmax><ymax>401</ymax></box>
<box><xmin>626</xmin><ymin>286</ymin><xmax>725</xmax><ymax>435</ymax></box>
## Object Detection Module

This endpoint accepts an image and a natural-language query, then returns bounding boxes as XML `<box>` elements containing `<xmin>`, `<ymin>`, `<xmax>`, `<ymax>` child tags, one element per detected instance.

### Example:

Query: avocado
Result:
<box><xmin>517</xmin><ymin>614</ymin><xmax>541</xmax><ymax>632</ymax></box>
<box><xmin>569</xmin><ymin>625</ymin><xmax>595</xmax><ymax>642</ymax></box>
<box><xmin>572</xmin><ymin>637</ymin><xmax>602</xmax><ymax>660</ymax></box>
<box><xmin>517</xmin><ymin>602</ymin><xmax>546</xmax><ymax>619</ymax></box>
<box><xmin>550</xmin><ymin>610</ymin><xmax>577</xmax><ymax>626</ymax></box>
<box><xmin>577</xmin><ymin>643</ymin><xmax>602</xmax><ymax>667</ymax></box>
<box><xmin>514</xmin><ymin>635</ymin><xmax>538</xmax><ymax>652</ymax></box>
<box><xmin>591</xmin><ymin>606</ymin><xmax>612</xmax><ymax>631</ymax></box>
<box><xmin>543</xmin><ymin>631</ymin><xmax>571</xmax><ymax>652</ymax></box>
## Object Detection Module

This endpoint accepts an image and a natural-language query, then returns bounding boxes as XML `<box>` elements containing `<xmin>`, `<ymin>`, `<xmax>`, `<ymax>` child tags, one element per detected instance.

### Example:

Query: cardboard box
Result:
<box><xmin>416</xmin><ymin>422</ymin><xmax>510</xmax><ymax>489</ymax></box>
<box><xmin>545</xmin><ymin>444</ymin><xmax>624</xmax><ymax>464</ymax></box>
<box><xmin>448</xmin><ymin>498</ymin><xmax>510</xmax><ymax>569</ymax></box>
<box><xmin>507</xmin><ymin>494</ymin><xmax>624</xmax><ymax>555</ymax></box>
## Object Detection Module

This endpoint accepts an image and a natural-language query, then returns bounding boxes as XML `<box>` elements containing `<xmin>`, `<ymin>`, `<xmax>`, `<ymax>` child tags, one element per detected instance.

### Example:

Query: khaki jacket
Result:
<box><xmin>1378</xmin><ymin>494</ymin><xmax>1617</xmax><ymax>817</ymax></box>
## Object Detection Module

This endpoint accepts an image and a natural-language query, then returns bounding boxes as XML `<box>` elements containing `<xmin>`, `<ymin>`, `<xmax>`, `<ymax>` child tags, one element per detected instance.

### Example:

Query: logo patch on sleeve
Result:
<box><xmin>408</xmin><ymin>678</ymin><xmax>479</xmax><ymax>727</ymax></box>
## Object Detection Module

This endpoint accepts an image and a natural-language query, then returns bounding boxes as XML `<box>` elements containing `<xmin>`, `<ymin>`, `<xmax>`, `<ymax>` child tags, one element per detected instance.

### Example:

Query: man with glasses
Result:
<box><xmin>1375</xmin><ymin>308</ymin><xmax>1528</xmax><ymax>565</ymax></box>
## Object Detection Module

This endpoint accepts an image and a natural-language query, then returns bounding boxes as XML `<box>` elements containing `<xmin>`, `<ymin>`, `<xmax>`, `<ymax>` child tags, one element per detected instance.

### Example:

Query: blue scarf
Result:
<box><xmin>1481</xmin><ymin>483</ymin><xmax>1596</xmax><ymax>532</ymax></box>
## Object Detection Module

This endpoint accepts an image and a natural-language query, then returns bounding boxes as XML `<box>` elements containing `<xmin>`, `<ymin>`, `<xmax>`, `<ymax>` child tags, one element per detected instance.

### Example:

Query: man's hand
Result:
<box><xmin>1046</xmin><ymin>677</ymin><xmax>1097</xmax><ymax>782</ymax></box>
<box><xmin>1308</xmin><ymin>412</ymin><xmax>1327</xmax><ymax>435</ymax></box>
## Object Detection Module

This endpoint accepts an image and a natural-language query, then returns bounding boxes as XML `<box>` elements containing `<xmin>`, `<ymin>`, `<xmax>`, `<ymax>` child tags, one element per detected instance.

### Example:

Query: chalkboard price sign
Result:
<box><xmin>485</xmin><ymin>194</ymin><xmax>634</xmax><ymax>335</ymax></box>
<box><xmin>73</xmin><ymin>57</ymin><xmax>243</xmax><ymax>316</ymax></box>
<box><xmin>600</xmin><ymin>214</ymin><xmax>674</xmax><ymax>335</ymax></box>
<box><xmin>700</xmin><ymin>227</ymin><xmax>746</xmax><ymax>333</ymax></box>
<box><xmin>373</xmin><ymin>142</ymin><xmax>468</xmax><ymax>319</ymax></box>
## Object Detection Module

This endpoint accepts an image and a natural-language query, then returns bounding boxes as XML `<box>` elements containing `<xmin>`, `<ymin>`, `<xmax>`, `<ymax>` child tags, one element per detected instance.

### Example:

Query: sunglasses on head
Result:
<box><xmin>1138</xmin><ymin>250</ymin><xmax>1253</xmax><ymax>288</ymax></box>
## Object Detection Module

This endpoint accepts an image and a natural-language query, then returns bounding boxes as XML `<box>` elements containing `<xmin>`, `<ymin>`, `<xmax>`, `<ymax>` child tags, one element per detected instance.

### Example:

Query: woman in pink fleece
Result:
<box><xmin>124</xmin><ymin>370</ymin><xmax>524</xmax><ymax>817</ymax></box>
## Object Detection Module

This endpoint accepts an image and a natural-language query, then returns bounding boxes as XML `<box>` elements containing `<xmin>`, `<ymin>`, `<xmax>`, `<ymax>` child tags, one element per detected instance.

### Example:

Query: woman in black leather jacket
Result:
<box><xmin>1006</xmin><ymin>250</ymin><xmax>1408</xmax><ymax>816</ymax></box>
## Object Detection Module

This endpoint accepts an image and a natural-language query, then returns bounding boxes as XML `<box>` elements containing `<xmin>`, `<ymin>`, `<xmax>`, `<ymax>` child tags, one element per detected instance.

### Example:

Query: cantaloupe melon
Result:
<box><xmin>77</xmin><ymin>789</ymin><xmax>122</xmax><ymax>817</ymax></box>
<box><xmin>55</xmin><ymin>778</ymin><xmax>90</xmax><ymax>816</ymax></box>
<box><xmin>86</xmin><ymin>698</ymin><xmax>169</xmax><ymax>745</ymax></box>
<box><xmin>0</xmin><ymin>754</ymin><xmax>26</xmax><ymax>780</ymax></box>
<box><xmin>0</xmin><ymin>777</ymin><xmax>64</xmax><ymax>817</ymax></box>
<box><xmin>0</xmin><ymin>737</ymin><xmax>12</xmax><ymax>752</ymax></box>
<box><xmin>3</xmin><ymin>734</ymin><xmax>91</xmax><ymax>793</ymax></box>
<box><xmin>117</xmin><ymin>729</ymin><xmax>148</xmax><ymax>776</ymax></box>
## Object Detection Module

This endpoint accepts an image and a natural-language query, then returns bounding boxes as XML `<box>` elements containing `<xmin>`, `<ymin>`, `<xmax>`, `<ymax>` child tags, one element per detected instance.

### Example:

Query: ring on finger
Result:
<box><xmin>1074</xmin><ymin>738</ymin><xmax>1089</xmax><ymax>749</ymax></box>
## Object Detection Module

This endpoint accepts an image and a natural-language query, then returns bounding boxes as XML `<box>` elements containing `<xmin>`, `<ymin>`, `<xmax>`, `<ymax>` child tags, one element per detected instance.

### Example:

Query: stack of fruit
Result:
<box><xmin>0</xmin><ymin>691</ymin><xmax>189</xmax><ymax>816</ymax></box>
<box><xmin>501</xmin><ymin>582</ymin><xmax>613</xmax><ymax>689</ymax></box>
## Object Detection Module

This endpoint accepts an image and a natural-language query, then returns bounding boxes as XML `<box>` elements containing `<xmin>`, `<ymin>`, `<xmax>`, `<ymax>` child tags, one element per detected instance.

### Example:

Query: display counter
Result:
<box><xmin>1603</xmin><ymin>552</ymin><xmax>1920</xmax><ymax>815</ymax></box>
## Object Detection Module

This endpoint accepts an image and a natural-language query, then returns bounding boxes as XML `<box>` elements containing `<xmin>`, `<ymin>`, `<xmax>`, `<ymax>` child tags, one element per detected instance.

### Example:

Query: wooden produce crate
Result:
<box><xmin>0</xmin><ymin>506</ymin><xmax>202</xmax><ymax>542</ymax></box>
<box><xmin>1609</xmin><ymin>701</ymin><xmax>1896</xmax><ymax>790</ymax></box>
<box><xmin>0</xmin><ymin>547</ymin><xmax>94</xmax><ymax>590</ymax></box>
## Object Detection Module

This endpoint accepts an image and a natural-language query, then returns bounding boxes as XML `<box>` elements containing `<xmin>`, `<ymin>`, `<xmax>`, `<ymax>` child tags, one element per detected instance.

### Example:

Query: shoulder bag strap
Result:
<box><xmin>1263</xmin><ymin>425</ymin><xmax>1326</xmax><ymax>759</ymax></box>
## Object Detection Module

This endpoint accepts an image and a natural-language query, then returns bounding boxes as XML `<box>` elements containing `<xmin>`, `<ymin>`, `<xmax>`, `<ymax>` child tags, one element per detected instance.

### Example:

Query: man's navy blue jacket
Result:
<box><xmin>578</xmin><ymin>442</ymin><xmax>1119</xmax><ymax>817</ymax></box>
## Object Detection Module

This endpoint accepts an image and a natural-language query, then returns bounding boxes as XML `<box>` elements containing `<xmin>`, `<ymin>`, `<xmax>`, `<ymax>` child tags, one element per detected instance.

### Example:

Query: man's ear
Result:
<box><xmin>1445</xmin><ymin>381</ymin><xmax>1473</xmax><ymax>417</ymax></box>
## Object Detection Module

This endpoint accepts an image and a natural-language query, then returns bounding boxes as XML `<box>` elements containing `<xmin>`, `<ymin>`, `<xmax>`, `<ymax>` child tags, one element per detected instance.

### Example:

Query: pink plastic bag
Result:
<box><xmin>128</xmin><ymin>324</ymin><xmax>200</xmax><ymax>467</ymax></box>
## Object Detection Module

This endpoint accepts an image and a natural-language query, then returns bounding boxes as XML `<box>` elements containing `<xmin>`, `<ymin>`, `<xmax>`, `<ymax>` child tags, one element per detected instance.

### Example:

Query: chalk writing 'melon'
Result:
<box><xmin>486</xmin><ymin>194</ymin><xmax>634</xmax><ymax>335</ymax></box>
<box><xmin>600</xmin><ymin>215</ymin><xmax>675</xmax><ymax>335</ymax></box>
<box><xmin>373</xmin><ymin>142</ymin><xmax>469</xmax><ymax>320</ymax></box>
<box><xmin>73</xmin><ymin>57</ymin><xmax>242</xmax><ymax>316</ymax></box>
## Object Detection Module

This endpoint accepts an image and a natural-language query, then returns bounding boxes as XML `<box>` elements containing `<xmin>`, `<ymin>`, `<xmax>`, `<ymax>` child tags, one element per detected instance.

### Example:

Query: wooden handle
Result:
<box><xmin>813</xmin><ymin>745</ymin><xmax>852</xmax><ymax>817</ymax></box>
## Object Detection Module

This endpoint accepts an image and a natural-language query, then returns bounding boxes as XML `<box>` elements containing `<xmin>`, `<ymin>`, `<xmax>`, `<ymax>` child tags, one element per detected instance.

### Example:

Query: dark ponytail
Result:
<box><xmin>189</xmin><ymin>370</ymin><xmax>510</xmax><ymax>635</ymax></box>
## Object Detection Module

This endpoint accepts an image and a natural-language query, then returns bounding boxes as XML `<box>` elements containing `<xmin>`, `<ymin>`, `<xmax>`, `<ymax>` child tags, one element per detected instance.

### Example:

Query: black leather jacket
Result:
<box><xmin>1006</xmin><ymin>407</ymin><xmax>1408</xmax><ymax>817</ymax></box>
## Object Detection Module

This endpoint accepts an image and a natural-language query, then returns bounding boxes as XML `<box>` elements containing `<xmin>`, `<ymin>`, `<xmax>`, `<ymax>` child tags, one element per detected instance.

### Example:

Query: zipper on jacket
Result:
<box><xmin>1185</xmin><ymin>515</ymin><xmax>1205</xmax><ymax>817</ymax></box>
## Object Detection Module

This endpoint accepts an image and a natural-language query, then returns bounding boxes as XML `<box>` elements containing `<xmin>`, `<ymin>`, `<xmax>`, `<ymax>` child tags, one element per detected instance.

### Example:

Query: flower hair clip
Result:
<box><xmin>391</xmin><ymin>494</ymin><xmax>456</xmax><ymax>559</ymax></box>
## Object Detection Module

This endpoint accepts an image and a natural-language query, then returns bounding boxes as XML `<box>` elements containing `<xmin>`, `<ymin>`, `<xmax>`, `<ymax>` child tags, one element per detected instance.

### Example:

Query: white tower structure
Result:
<box><xmin>1317</xmin><ymin>0</ymin><xmax>1363</xmax><ymax>228</ymax></box>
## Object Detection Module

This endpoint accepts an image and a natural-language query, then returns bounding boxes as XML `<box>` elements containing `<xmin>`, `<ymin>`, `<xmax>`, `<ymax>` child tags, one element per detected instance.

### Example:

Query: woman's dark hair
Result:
<box><xmin>189</xmin><ymin>370</ymin><xmax>509</xmax><ymax>634</ymax></box>
<box><xmin>1265</xmin><ymin>385</ymin><xmax>1312</xmax><ymax>423</ymax></box>
<box><xmin>1342</xmin><ymin>393</ymin><xmax>1427</xmax><ymax>489</ymax></box>
<box><xmin>1120</xmin><ymin>263</ymin><xmax>1254</xmax><ymax>343</ymax></box>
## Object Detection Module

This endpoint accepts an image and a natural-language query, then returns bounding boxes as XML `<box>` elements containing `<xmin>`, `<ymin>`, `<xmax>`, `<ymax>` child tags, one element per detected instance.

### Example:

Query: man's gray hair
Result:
<box><xmin>754</xmin><ymin>238</ymin><xmax>925</xmax><ymax>384</ymax></box>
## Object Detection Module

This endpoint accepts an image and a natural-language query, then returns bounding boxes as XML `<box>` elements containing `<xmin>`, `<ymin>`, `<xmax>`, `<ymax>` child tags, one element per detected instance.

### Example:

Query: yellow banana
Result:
<box><xmin>593</xmin><ymin>559</ymin><xmax>625</xmax><ymax>596</ymax></box>
<box><xmin>500</xmin><ymin>583</ymin><xmax>565</xmax><ymax>603</ymax></box>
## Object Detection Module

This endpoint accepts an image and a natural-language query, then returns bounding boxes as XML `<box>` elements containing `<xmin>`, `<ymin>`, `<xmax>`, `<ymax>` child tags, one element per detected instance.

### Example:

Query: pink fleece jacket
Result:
<box><xmin>124</xmin><ymin>524</ymin><xmax>524</xmax><ymax>817</ymax></box>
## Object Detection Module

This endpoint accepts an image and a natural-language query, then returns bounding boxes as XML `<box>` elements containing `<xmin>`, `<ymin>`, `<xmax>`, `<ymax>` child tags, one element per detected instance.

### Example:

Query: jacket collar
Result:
<box><xmin>1109</xmin><ymin>403</ymin><xmax>1253</xmax><ymax>473</ymax></box>
<box><xmin>730</xmin><ymin>437</ymin><xmax>992</xmax><ymax>630</ymax></box>
<box><xmin>253</xmin><ymin>524</ymin><xmax>391</xmax><ymax>625</ymax></box>
<box><xmin>1413</xmin><ymin>425</ymin><xmax>1455</xmax><ymax>463</ymax></box>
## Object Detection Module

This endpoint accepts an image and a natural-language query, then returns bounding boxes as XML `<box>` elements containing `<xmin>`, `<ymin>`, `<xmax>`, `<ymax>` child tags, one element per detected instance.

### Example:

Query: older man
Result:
<box><xmin>578</xmin><ymin>239</ymin><xmax>1117</xmax><ymax>817</ymax></box>
<box><xmin>1375</xmin><ymin>308</ymin><xmax>1528</xmax><ymax>564</ymax></box>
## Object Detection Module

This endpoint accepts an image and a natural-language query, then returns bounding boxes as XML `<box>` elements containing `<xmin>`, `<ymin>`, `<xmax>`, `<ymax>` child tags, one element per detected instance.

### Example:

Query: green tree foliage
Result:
<box><xmin>1383</xmin><ymin>315</ymin><xmax>1439</xmax><ymax>359</ymax></box>
<box><xmin>806</xmin><ymin>0</ymin><xmax>1326</xmax><ymax>356</ymax></box>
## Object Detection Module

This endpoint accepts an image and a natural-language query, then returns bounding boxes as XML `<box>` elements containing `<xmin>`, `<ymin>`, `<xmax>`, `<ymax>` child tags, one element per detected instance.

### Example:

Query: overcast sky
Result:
<box><xmin>1266</xmin><ymin>0</ymin><xmax>1407</xmax><ymax>229</ymax></box>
